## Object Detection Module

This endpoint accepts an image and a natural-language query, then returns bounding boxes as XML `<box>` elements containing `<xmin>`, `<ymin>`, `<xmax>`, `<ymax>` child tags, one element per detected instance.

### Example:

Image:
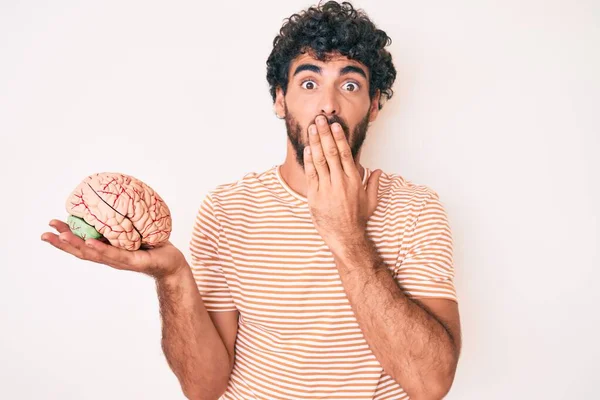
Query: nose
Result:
<box><xmin>318</xmin><ymin>86</ymin><xmax>340</xmax><ymax>118</ymax></box>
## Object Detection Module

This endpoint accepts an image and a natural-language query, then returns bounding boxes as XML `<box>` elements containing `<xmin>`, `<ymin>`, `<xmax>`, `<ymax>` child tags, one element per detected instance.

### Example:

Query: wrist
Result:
<box><xmin>156</xmin><ymin>261</ymin><xmax>190</xmax><ymax>285</ymax></box>
<box><xmin>331</xmin><ymin>229</ymin><xmax>370</xmax><ymax>263</ymax></box>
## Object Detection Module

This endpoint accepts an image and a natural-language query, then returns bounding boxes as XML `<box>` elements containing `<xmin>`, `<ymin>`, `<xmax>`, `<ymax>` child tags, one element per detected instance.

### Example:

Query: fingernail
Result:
<box><xmin>86</xmin><ymin>241</ymin><xmax>94</xmax><ymax>247</ymax></box>
<box><xmin>317</xmin><ymin>116</ymin><xmax>326</xmax><ymax>125</ymax></box>
<box><xmin>309</xmin><ymin>125</ymin><xmax>317</xmax><ymax>135</ymax></box>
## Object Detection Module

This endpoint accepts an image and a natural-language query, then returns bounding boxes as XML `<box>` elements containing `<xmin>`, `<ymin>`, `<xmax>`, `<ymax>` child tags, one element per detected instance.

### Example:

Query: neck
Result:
<box><xmin>279</xmin><ymin>140</ymin><xmax>364</xmax><ymax>198</ymax></box>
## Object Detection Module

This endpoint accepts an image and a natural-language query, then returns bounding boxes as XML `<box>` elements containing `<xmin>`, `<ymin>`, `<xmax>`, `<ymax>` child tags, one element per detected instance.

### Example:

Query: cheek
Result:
<box><xmin>287</xmin><ymin>109</ymin><xmax>312</xmax><ymax>133</ymax></box>
<box><xmin>351</xmin><ymin>103</ymin><xmax>372</xmax><ymax>124</ymax></box>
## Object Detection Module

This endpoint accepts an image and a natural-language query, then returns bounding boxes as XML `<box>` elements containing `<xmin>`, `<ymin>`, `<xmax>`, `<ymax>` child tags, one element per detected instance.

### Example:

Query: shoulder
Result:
<box><xmin>377</xmin><ymin>169</ymin><xmax>442</xmax><ymax>206</ymax></box>
<box><xmin>207</xmin><ymin>165</ymin><xmax>277</xmax><ymax>207</ymax></box>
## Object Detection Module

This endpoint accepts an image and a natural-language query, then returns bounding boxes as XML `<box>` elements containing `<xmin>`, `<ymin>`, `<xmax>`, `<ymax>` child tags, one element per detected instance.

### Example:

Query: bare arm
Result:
<box><xmin>298</xmin><ymin>107</ymin><xmax>460</xmax><ymax>399</ymax></box>
<box><xmin>156</xmin><ymin>264</ymin><xmax>236</xmax><ymax>400</ymax></box>
<box><xmin>332</xmin><ymin>233</ymin><xmax>461</xmax><ymax>400</ymax></box>
<box><xmin>40</xmin><ymin>220</ymin><xmax>237</xmax><ymax>399</ymax></box>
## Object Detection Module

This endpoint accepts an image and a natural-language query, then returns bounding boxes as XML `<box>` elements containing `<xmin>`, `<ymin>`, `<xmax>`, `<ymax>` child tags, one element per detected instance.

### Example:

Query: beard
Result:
<box><xmin>284</xmin><ymin>104</ymin><xmax>370</xmax><ymax>170</ymax></box>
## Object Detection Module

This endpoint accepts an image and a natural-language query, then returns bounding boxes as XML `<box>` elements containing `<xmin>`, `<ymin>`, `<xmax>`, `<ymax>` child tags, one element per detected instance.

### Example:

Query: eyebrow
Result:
<box><xmin>292</xmin><ymin>63</ymin><xmax>368</xmax><ymax>80</ymax></box>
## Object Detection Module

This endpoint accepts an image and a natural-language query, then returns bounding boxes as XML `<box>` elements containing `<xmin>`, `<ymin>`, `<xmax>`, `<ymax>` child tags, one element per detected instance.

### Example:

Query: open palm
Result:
<box><xmin>41</xmin><ymin>219</ymin><xmax>187</xmax><ymax>279</ymax></box>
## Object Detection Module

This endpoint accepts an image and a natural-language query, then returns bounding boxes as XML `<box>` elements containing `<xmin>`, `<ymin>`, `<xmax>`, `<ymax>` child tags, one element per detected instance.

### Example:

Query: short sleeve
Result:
<box><xmin>188</xmin><ymin>193</ymin><xmax>237</xmax><ymax>312</ymax></box>
<box><xmin>394</xmin><ymin>192</ymin><xmax>458</xmax><ymax>302</ymax></box>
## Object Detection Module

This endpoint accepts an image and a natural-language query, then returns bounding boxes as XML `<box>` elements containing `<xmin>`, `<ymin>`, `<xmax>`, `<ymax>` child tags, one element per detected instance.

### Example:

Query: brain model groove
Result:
<box><xmin>65</xmin><ymin>172</ymin><xmax>172</xmax><ymax>251</ymax></box>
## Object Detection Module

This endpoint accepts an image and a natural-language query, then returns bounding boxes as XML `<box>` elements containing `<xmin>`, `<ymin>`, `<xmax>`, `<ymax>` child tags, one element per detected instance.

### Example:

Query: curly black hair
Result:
<box><xmin>266</xmin><ymin>1</ymin><xmax>396</xmax><ymax>110</ymax></box>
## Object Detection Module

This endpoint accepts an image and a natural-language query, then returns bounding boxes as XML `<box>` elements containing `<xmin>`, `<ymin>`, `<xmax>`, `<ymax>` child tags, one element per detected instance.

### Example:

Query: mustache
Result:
<box><xmin>310</xmin><ymin>115</ymin><xmax>350</xmax><ymax>135</ymax></box>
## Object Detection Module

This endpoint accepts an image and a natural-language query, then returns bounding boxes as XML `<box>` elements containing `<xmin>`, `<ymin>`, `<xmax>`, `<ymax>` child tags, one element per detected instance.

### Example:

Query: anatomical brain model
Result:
<box><xmin>65</xmin><ymin>172</ymin><xmax>172</xmax><ymax>251</ymax></box>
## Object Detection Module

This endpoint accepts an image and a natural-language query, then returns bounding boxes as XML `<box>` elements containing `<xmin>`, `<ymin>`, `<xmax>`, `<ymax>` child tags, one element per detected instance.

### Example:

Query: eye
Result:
<box><xmin>343</xmin><ymin>82</ymin><xmax>360</xmax><ymax>92</ymax></box>
<box><xmin>301</xmin><ymin>80</ymin><xmax>317</xmax><ymax>90</ymax></box>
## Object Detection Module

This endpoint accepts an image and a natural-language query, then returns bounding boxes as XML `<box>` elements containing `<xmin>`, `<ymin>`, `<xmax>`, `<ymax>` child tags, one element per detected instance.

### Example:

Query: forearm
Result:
<box><xmin>155</xmin><ymin>264</ymin><xmax>231</xmax><ymax>400</ymax></box>
<box><xmin>332</xmin><ymin>234</ymin><xmax>457</xmax><ymax>400</ymax></box>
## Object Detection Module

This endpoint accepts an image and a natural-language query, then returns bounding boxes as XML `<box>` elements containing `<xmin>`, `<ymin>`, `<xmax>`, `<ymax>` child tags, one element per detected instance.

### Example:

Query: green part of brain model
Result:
<box><xmin>67</xmin><ymin>215</ymin><xmax>104</xmax><ymax>240</ymax></box>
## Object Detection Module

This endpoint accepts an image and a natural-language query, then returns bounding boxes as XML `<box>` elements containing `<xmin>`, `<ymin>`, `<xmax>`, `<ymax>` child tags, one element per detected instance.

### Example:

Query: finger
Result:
<box><xmin>303</xmin><ymin>146</ymin><xmax>319</xmax><ymax>195</ymax></box>
<box><xmin>49</xmin><ymin>218</ymin><xmax>110</xmax><ymax>246</ymax></box>
<box><xmin>61</xmin><ymin>231</ymin><xmax>113</xmax><ymax>264</ymax></box>
<box><xmin>42</xmin><ymin>228</ymin><xmax>132</xmax><ymax>269</ymax></box>
<box><xmin>315</xmin><ymin>115</ymin><xmax>343</xmax><ymax>180</ymax></box>
<box><xmin>41</xmin><ymin>231</ymin><xmax>85</xmax><ymax>259</ymax></box>
<box><xmin>308</xmin><ymin>122</ymin><xmax>330</xmax><ymax>183</ymax></box>
<box><xmin>330</xmin><ymin>122</ymin><xmax>360</xmax><ymax>179</ymax></box>
<box><xmin>83</xmin><ymin>237</ymin><xmax>136</xmax><ymax>269</ymax></box>
<box><xmin>49</xmin><ymin>219</ymin><xmax>72</xmax><ymax>233</ymax></box>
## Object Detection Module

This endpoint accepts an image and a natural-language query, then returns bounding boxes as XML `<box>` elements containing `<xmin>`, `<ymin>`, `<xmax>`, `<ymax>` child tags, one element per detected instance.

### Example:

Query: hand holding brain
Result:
<box><xmin>65</xmin><ymin>172</ymin><xmax>172</xmax><ymax>251</ymax></box>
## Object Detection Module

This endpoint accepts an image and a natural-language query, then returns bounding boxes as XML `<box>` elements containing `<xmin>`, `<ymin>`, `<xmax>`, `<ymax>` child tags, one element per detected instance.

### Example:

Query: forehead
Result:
<box><xmin>289</xmin><ymin>52</ymin><xmax>369</xmax><ymax>78</ymax></box>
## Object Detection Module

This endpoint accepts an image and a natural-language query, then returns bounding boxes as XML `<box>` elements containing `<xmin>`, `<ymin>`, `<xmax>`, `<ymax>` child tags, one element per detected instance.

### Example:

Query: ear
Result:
<box><xmin>274</xmin><ymin>86</ymin><xmax>286</xmax><ymax>119</ymax></box>
<box><xmin>368</xmin><ymin>89</ymin><xmax>381</xmax><ymax>123</ymax></box>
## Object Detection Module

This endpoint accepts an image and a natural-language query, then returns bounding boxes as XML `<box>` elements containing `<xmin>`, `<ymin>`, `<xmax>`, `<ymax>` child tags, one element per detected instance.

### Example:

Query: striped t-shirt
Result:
<box><xmin>188</xmin><ymin>164</ymin><xmax>457</xmax><ymax>399</ymax></box>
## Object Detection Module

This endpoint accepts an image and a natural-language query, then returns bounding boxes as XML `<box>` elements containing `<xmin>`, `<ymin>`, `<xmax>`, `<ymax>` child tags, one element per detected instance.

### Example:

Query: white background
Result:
<box><xmin>1</xmin><ymin>0</ymin><xmax>598</xmax><ymax>398</ymax></box>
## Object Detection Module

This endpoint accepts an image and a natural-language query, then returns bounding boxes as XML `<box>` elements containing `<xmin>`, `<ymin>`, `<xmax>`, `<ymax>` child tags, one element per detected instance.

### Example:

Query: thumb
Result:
<box><xmin>366</xmin><ymin>169</ymin><xmax>382</xmax><ymax>213</ymax></box>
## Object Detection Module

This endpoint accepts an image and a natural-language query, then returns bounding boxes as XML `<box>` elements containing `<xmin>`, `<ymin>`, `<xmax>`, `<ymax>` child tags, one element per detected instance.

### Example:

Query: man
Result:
<box><xmin>41</xmin><ymin>1</ymin><xmax>461</xmax><ymax>399</ymax></box>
